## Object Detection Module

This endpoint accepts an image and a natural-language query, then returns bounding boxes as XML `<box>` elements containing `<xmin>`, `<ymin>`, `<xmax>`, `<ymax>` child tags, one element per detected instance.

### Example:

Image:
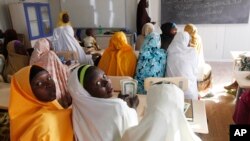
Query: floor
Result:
<box><xmin>198</xmin><ymin>62</ymin><xmax>236</xmax><ymax>141</ymax></box>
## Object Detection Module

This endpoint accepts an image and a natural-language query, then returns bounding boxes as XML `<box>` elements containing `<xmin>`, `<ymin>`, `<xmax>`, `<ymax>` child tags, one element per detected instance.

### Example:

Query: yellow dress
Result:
<box><xmin>98</xmin><ymin>32</ymin><xmax>137</xmax><ymax>77</ymax></box>
<box><xmin>9</xmin><ymin>66</ymin><xmax>73</xmax><ymax>141</ymax></box>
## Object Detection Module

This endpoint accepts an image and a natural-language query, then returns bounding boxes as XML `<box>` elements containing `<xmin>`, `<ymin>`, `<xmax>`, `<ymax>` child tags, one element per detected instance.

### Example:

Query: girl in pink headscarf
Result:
<box><xmin>30</xmin><ymin>38</ymin><xmax>71</xmax><ymax>108</ymax></box>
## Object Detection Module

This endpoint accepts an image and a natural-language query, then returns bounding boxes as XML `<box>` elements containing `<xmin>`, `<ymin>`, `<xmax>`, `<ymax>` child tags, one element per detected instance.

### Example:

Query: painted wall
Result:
<box><xmin>149</xmin><ymin>0</ymin><xmax>250</xmax><ymax>62</ymax></box>
<box><xmin>0</xmin><ymin>0</ymin><xmax>49</xmax><ymax>31</ymax></box>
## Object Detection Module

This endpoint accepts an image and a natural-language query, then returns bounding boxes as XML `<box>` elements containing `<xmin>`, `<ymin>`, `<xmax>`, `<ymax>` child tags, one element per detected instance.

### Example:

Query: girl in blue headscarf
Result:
<box><xmin>134</xmin><ymin>32</ymin><xmax>167</xmax><ymax>94</ymax></box>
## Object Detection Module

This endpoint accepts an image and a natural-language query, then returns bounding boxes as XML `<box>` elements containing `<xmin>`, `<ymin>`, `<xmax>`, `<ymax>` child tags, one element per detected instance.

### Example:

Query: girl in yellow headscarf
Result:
<box><xmin>98</xmin><ymin>32</ymin><xmax>137</xmax><ymax>77</ymax></box>
<box><xmin>57</xmin><ymin>11</ymin><xmax>71</xmax><ymax>27</ymax></box>
<box><xmin>184</xmin><ymin>24</ymin><xmax>212</xmax><ymax>92</ymax></box>
<box><xmin>9</xmin><ymin>65</ymin><xmax>73</xmax><ymax>141</ymax></box>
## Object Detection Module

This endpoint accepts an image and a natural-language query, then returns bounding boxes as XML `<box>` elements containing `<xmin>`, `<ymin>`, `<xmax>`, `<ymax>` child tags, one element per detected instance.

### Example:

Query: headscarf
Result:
<box><xmin>184</xmin><ymin>24</ymin><xmax>206</xmax><ymax>81</ymax></box>
<box><xmin>135</xmin><ymin>23</ymin><xmax>155</xmax><ymax>50</ymax></box>
<box><xmin>3</xmin><ymin>29</ymin><xmax>18</xmax><ymax>59</ymax></box>
<box><xmin>68</xmin><ymin>66</ymin><xmax>138</xmax><ymax>141</ymax></box>
<box><xmin>166</xmin><ymin>32</ymin><xmax>199</xmax><ymax>100</ymax></box>
<box><xmin>9</xmin><ymin>66</ymin><xmax>73</xmax><ymax>141</ymax></box>
<box><xmin>161</xmin><ymin>22</ymin><xmax>177</xmax><ymax>50</ymax></box>
<box><xmin>136</xmin><ymin>0</ymin><xmax>151</xmax><ymax>34</ymax></box>
<box><xmin>57</xmin><ymin>11</ymin><xmax>71</xmax><ymax>27</ymax></box>
<box><xmin>134</xmin><ymin>32</ymin><xmax>167</xmax><ymax>94</ymax></box>
<box><xmin>98</xmin><ymin>32</ymin><xmax>137</xmax><ymax>77</ymax></box>
<box><xmin>30</xmin><ymin>38</ymin><xmax>70</xmax><ymax>99</ymax></box>
<box><xmin>121</xmin><ymin>83</ymin><xmax>201</xmax><ymax>141</ymax></box>
<box><xmin>3</xmin><ymin>40</ymin><xmax>29</xmax><ymax>82</ymax></box>
<box><xmin>52</xmin><ymin>22</ymin><xmax>93</xmax><ymax>65</ymax></box>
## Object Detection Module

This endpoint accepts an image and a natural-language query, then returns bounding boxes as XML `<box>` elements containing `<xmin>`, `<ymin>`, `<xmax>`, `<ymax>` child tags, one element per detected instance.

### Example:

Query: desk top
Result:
<box><xmin>231</xmin><ymin>51</ymin><xmax>250</xmax><ymax>60</ymax></box>
<box><xmin>235</xmin><ymin>71</ymin><xmax>250</xmax><ymax>88</ymax></box>
<box><xmin>0</xmin><ymin>83</ymin><xmax>10</xmax><ymax>110</ymax></box>
<box><xmin>113</xmin><ymin>93</ymin><xmax>208</xmax><ymax>134</ymax></box>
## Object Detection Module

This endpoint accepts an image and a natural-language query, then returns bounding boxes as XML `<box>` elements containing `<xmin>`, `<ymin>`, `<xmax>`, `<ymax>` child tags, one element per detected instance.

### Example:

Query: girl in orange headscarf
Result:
<box><xmin>98</xmin><ymin>32</ymin><xmax>137</xmax><ymax>77</ymax></box>
<box><xmin>9</xmin><ymin>65</ymin><xmax>73</xmax><ymax>141</ymax></box>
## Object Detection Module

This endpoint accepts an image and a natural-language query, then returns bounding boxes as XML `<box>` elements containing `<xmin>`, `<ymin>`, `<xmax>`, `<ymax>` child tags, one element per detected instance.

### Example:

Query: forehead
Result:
<box><xmin>32</xmin><ymin>71</ymin><xmax>49</xmax><ymax>81</ymax></box>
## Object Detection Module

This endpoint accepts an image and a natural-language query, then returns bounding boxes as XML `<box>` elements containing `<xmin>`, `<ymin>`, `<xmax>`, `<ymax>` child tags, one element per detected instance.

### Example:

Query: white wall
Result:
<box><xmin>149</xmin><ymin>0</ymin><xmax>250</xmax><ymax>62</ymax></box>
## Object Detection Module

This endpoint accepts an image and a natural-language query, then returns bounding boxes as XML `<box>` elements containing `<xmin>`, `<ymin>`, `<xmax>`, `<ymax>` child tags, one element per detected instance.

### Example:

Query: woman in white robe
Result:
<box><xmin>121</xmin><ymin>83</ymin><xmax>201</xmax><ymax>141</ymax></box>
<box><xmin>166</xmin><ymin>31</ymin><xmax>199</xmax><ymax>100</ymax></box>
<box><xmin>67</xmin><ymin>65</ymin><xmax>138</xmax><ymax>141</ymax></box>
<box><xmin>52</xmin><ymin>12</ymin><xmax>93</xmax><ymax>65</ymax></box>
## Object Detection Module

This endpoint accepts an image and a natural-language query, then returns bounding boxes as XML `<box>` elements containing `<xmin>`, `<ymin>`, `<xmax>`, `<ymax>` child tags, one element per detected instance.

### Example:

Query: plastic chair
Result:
<box><xmin>144</xmin><ymin>77</ymin><xmax>188</xmax><ymax>92</ymax></box>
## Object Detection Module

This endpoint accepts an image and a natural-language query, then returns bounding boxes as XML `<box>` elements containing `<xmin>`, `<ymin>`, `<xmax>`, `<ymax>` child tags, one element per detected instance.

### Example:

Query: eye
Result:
<box><xmin>36</xmin><ymin>81</ymin><xmax>43</xmax><ymax>87</ymax></box>
<box><xmin>103</xmin><ymin>74</ymin><xmax>107</xmax><ymax>80</ymax></box>
<box><xmin>96</xmin><ymin>81</ymin><xmax>101</xmax><ymax>86</ymax></box>
<box><xmin>48</xmin><ymin>76</ymin><xmax>52</xmax><ymax>81</ymax></box>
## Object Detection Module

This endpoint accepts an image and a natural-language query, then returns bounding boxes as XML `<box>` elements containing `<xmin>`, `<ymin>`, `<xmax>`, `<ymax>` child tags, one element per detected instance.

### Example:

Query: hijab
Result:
<box><xmin>68</xmin><ymin>66</ymin><xmax>138</xmax><ymax>141</ymax></box>
<box><xmin>30</xmin><ymin>38</ymin><xmax>70</xmax><ymax>99</ymax></box>
<box><xmin>98</xmin><ymin>32</ymin><xmax>137</xmax><ymax>77</ymax></box>
<box><xmin>3</xmin><ymin>40</ymin><xmax>29</xmax><ymax>82</ymax></box>
<box><xmin>135</xmin><ymin>23</ymin><xmax>155</xmax><ymax>50</ymax></box>
<box><xmin>135</xmin><ymin>32</ymin><xmax>167</xmax><ymax>94</ymax></box>
<box><xmin>57</xmin><ymin>12</ymin><xmax>71</xmax><ymax>27</ymax></box>
<box><xmin>166</xmin><ymin>32</ymin><xmax>199</xmax><ymax>100</ymax></box>
<box><xmin>136</xmin><ymin>0</ymin><xmax>151</xmax><ymax>34</ymax></box>
<box><xmin>122</xmin><ymin>83</ymin><xmax>201</xmax><ymax>141</ymax></box>
<box><xmin>9</xmin><ymin>66</ymin><xmax>73</xmax><ymax>141</ymax></box>
<box><xmin>184</xmin><ymin>24</ymin><xmax>206</xmax><ymax>81</ymax></box>
<box><xmin>161</xmin><ymin>22</ymin><xmax>177</xmax><ymax>50</ymax></box>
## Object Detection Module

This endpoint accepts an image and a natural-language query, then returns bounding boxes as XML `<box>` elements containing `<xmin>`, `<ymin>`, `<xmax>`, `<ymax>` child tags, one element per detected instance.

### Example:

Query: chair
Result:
<box><xmin>108</xmin><ymin>76</ymin><xmax>133</xmax><ymax>92</ymax></box>
<box><xmin>144</xmin><ymin>77</ymin><xmax>188</xmax><ymax>92</ymax></box>
<box><xmin>55</xmin><ymin>51</ymin><xmax>79</xmax><ymax>61</ymax></box>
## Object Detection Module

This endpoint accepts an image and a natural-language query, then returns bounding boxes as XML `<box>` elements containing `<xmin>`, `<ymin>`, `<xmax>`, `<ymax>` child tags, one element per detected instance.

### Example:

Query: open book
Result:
<box><xmin>184</xmin><ymin>99</ymin><xmax>193</xmax><ymax>121</ymax></box>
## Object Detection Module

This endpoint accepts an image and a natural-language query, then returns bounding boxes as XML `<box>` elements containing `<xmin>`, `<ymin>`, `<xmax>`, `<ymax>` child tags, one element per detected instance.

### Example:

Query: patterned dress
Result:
<box><xmin>134</xmin><ymin>32</ymin><xmax>167</xmax><ymax>94</ymax></box>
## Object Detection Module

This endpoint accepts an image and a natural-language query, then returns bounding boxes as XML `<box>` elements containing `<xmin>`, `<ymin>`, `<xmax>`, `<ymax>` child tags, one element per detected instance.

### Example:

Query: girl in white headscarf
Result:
<box><xmin>52</xmin><ymin>12</ymin><xmax>93</xmax><ymax>65</ymax></box>
<box><xmin>166</xmin><ymin>31</ymin><xmax>199</xmax><ymax>100</ymax></box>
<box><xmin>135</xmin><ymin>23</ymin><xmax>154</xmax><ymax>51</ymax></box>
<box><xmin>122</xmin><ymin>83</ymin><xmax>201</xmax><ymax>141</ymax></box>
<box><xmin>67</xmin><ymin>65</ymin><xmax>138</xmax><ymax>141</ymax></box>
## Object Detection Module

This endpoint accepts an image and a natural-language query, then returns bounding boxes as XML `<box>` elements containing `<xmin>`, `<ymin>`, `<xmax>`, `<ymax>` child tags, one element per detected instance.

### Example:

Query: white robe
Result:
<box><xmin>122</xmin><ymin>83</ymin><xmax>201</xmax><ymax>141</ymax></box>
<box><xmin>52</xmin><ymin>25</ymin><xmax>93</xmax><ymax>65</ymax></box>
<box><xmin>68</xmin><ymin>66</ymin><xmax>138</xmax><ymax>141</ymax></box>
<box><xmin>166</xmin><ymin>31</ymin><xmax>199</xmax><ymax>100</ymax></box>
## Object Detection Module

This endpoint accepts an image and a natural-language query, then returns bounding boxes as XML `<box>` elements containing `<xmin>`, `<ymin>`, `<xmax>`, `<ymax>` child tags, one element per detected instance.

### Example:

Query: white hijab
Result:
<box><xmin>166</xmin><ymin>32</ymin><xmax>199</xmax><ymax>100</ymax></box>
<box><xmin>68</xmin><ymin>66</ymin><xmax>138</xmax><ymax>141</ymax></box>
<box><xmin>52</xmin><ymin>25</ymin><xmax>93</xmax><ymax>65</ymax></box>
<box><xmin>122</xmin><ymin>83</ymin><xmax>201</xmax><ymax>141</ymax></box>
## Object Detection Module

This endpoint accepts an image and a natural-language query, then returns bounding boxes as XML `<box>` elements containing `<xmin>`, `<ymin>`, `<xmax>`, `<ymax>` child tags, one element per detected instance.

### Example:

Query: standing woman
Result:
<box><xmin>52</xmin><ymin>12</ymin><xmax>93</xmax><ymax>65</ymax></box>
<box><xmin>98</xmin><ymin>32</ymin><xmax>137</xmax><ymax>77</ymax></box>
<box><xmin>134</xmin><ymin>32</ymin><xmax>167</xmax><ymax>94</ymax></box>
<box><xmin>30</xmin><ymin>38</ymin><xmax>71</xmax><ymax>108</ymax></box>
<box><xmin>166</xmin><ymin>32</ymin><xmax>199</xmax><ymax>100</ymax></box>
<box><xmin>136</xmin><ymin>0</ymin><xmax>151</xmax><ymax>35</ymax></box>
<box><xmin>9</xmin><ymin>65</ymin><xmax>73</xmax><ymax>141</ymax></box>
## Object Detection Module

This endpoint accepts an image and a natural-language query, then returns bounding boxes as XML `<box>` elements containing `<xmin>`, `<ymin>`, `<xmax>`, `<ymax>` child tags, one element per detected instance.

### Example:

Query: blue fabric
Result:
<box><xmin>134</xmin><ymin>32</ymin><xmax>167</xmax><ymax>94</ymax></box>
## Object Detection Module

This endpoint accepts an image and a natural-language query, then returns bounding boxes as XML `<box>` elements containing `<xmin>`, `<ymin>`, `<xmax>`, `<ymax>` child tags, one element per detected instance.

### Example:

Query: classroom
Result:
<box><xmin>1</xmin><ymin>0</ymin><xmax>250</xmax><ymax>141</ymax></box>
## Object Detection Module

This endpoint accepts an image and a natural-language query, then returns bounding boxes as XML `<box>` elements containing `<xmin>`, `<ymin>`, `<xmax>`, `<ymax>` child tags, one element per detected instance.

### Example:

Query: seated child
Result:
<box><xmin>83</xmin><ymin>28</ymin><xmax>99</xmax><ymax>53</ymax></box>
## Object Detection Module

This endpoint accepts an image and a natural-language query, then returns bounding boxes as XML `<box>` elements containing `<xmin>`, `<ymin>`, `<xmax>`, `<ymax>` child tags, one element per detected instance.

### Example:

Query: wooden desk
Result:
<box><xmin>113</xmin><ymin>93</ymin><xmax>208</xmax><ymax>134</ymax></box>
<box><xmin>234</xmin><ymin>71</ymin><xmax>250</xmax><ymax>88</ymax></box>
<box><xmin>0</xmin><ymin>83</ymin><xmax>10</xmax><ymax>110</ymax></box>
